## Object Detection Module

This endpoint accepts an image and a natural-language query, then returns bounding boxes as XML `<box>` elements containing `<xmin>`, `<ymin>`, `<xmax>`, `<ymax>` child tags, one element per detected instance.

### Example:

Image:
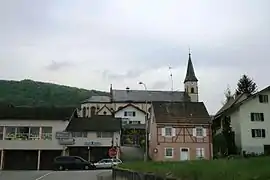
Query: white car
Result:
<box><xmin>94</xmin><ymin>158</ymin><xmax>122</xmax><ymax>169</ymax></box>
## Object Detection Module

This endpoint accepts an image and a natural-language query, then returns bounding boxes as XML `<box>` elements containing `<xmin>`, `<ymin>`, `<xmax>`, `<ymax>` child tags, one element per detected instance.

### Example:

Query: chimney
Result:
<box><xmin>126</xmin><ymin>87</ymin><xmax>130</xmax><ymax>93</ymax></box>
<box><xmin>110</xmin><ymin>84</ymin><xmax>113</xmax><ymax>102</ymax></box>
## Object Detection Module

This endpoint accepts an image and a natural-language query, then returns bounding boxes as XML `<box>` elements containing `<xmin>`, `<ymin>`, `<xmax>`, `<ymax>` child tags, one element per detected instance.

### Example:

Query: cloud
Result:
<box><xmin>0</xmin><ymin>0</ymin><xmax>269</xmax><ymax>114</ymax></box>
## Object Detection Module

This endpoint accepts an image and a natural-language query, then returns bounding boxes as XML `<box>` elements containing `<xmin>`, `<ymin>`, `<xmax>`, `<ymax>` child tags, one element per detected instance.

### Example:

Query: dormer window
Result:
<box><xmin>259</xmin><ymin>95</ymin><xmax>268</xmax><ymax>103</ymax></box>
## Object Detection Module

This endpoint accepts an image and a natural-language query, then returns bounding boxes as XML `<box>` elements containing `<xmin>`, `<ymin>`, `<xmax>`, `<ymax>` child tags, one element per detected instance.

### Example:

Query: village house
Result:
<box><xmin>65</xmin><ymin>115</ymin><xmax>121</xmax><ymax>162</ymax></box>
<box><xmin>0</xmin><ymin>106</ymin><xmax>75</xmax><ymax>170</ymax></box>
<box><xmin>148</xmin><ymin>102</ymin><xmax>212</xmax><ymax>161</ymax></box>
<box><xmin>213</xmin><ymin>86</ymin><xmax>270</xmax><ymax>155</ymax></box>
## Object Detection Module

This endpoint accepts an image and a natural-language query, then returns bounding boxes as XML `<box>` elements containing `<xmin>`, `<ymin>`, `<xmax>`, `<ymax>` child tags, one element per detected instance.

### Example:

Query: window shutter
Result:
<box><xmin>202</xmin><ymin>148</ymin><xmax>205</xmax><ymax>157</ymax></box>
<box><xmin>262</xmin><ymin>129</ymin><xmax>266</xmax><ymax>138</ymax></box>
<box><xmin>203</xmin><ymin>128</ymin><xmax>207</xmax><ymax>136</ymax></box>
<box><xmin>196</xmin><ymin>148</ymin><xmax>200</xmax><ymax>157</ymax></box>
<box><xmin>133</xmin><ymin>112</ymin><xmax>136</xmax><ymax>116</ymax></box>
<box><xmin>259</xmin><ymin>95</ymin><xmax>263</xmax><ymax>103</ymax></box>
<box><xmin>161</xmin><ymin>128</ymin><xmax>165</xmax><ymax>136</ymax></box>
<box><xmin>260</xmin><ymin>113</ymin><xmax>264</xmax><ymax>121</ymax></box>
<box><xmin>193</xmin><ymin>128</ymin><xmax>196</xmax><ymax>136</ymax></box>
<box><xmin>250</xmin><ymin>113</ymin><xmax>254</xmax><ymax>121</ymax></box>
<box><xmin>172</xmin><ymin>128</ymin><xmax>176</xmax><ymax>136</ymax></box>
<box><xmin>251</xmin><ymin>129</ymin><xmax>255</xmax><ymax>137</ymax></box>
<box><xmin>171</xmin><ymin>148</ymin><xmax>174</xmax><ymax>157</ymax></box>
<box><xmin>124</xmin><ymin>112</ymin><xmax>127</xmax><ymax>116</ymax></box>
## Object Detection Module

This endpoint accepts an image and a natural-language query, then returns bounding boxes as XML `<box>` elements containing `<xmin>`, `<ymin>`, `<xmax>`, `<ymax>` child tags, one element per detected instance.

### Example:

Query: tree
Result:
<box><xmin>236</xmin><ymin>74</ymin><xmax>257</xmax><ymax>95</ymax></box>
<box><xmin>222</xmin><ymin>116</ymin><xmax>237</xmax><ymax>155</ymax></box>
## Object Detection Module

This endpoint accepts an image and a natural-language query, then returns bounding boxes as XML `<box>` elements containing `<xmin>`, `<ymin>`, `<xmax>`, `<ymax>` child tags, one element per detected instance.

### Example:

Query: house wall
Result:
<box><xmin>115</xmin><ymin>106</ymin><xmax>146</xmax><ymax>124</ymax></box>
<box><xmin>149</xmin><ymin>122</ymin><xmax>212</xmax><ymax>161</ymax></box>
<box><xmin>229</xmin><ymin>109</ymin><xmax>242</xmax><ymax>150</ymax></box>
<box><xmin>238</xmin><ymin>91</ymin><xmax>270</xmax><ymax>154</ymax></box>
<box><xmin>70</xmin><ymin>131</ymin><xmax>120</xmax><ymax>147</ymax></box>
<box><xmin>0</xmin><ymin>120</ymin><xmax>68</xmax><ymax>150</ymax></box>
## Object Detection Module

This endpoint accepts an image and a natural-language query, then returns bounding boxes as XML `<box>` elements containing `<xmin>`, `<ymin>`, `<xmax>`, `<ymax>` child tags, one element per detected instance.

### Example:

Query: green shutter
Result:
<box><xmin>251</xmin><ymin>113</ymin><xmax>254</xmax><ymax>121</ymax></box>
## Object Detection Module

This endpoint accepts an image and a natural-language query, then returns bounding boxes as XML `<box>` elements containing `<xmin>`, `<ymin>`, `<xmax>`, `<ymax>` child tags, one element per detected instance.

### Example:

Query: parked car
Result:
<box><xmin>53</xmin><ymin>156</ymin><xmax>96</xmax><ymax>171</ymax></box>
<box><xmin>94</xmin><ymin>158</ymin><xmax>122</xmax><ymax>169</ymax></box>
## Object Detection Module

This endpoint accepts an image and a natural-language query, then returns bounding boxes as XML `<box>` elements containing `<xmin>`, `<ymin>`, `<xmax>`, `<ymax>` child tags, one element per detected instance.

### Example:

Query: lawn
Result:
<box><xmin>118</xmin><ymin>157</ymin><xmax>270</xmax><ymax>180</ymax></box>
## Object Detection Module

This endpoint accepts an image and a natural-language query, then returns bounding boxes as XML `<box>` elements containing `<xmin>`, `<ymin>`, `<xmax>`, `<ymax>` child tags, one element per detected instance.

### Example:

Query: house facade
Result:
<box><xmin>148</xmin><ymin>102</ymin><xmax>212</xmax><ymax>161</ymax></box>
<box><xmin>65</xmin><ymin>115</ymin><xmax>121</xmax><ymax>162</ymax></box>
<box><xmin>213</xmin><ymin>86</ymin><xmax>270</xmax><ymax>155</ymax></box>
<box><xmin>0</xmin><ymin>106</ymin><xmax>75</xmax><ymax>170</ymax></box>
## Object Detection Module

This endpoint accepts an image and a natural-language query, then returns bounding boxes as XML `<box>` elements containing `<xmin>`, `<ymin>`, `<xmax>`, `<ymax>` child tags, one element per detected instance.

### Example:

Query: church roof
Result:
<box><xmin>184</xmin><ymin>53</ymin><xmax>198</xmax><ymax>83</ymax></box>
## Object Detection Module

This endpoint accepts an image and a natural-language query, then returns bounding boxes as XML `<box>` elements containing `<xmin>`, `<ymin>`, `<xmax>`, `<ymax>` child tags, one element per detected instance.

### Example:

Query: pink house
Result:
<box><xmin>148</xmin><ymin>102</ymin><xmax>212</xmax><ymax>161</ymax></box>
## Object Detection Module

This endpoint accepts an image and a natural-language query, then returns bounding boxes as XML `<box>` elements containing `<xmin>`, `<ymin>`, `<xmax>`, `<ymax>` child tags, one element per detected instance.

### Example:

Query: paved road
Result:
<box><xmin>0</xmin><ymin>170</ymin><xmax>111</xmax><ymax>180</ymax></box>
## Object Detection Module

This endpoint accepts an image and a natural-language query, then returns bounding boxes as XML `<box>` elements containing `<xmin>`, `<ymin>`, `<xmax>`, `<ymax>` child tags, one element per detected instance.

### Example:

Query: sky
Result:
<box><xmin>1</xmin><ymin>0</ymin><xmax>270</xmax><ymax>115</ymax></box>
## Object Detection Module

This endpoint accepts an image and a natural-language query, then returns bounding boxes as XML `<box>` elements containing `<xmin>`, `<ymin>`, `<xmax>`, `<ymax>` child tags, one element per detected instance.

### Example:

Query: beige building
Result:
<box><xmin>148</xmin><ymin>102</ymin><xmax>212</xmax><ymax>161</ymax></box>
<box><xmin>213</xmin><ymin>86</ymin><xmax>270</xmax><ymax>155</ymax></box>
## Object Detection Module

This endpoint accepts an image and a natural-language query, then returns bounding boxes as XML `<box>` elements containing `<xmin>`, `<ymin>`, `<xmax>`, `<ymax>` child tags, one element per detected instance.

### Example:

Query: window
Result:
<box><xmin>124</xmin><ymin>111</ymin><xmax>136</xmax><ymax>117</ymax></box>
<box><xmin>196</xmin><ymin>148</ymin><xmax>205</xmax><ymax>159</ymax></box>
<box><xmin>97</xmin><ymin>132</ymin><xmax>113</xmax><ymax>138</ymax></box>
<box><xmin>259</xmin><ymin>95</ymin><xmax>268</xmax><ymax>103</ymax></box>
<box><xmin>191</xmin><ymin>87</ymin><xmax>195</xmax><ymax>93</ymax></box>
<box><xmin>251</xmin><ymin>113</ymin><xmax>264</xmax><ymax>121</ymax></box>
<box><xmin>129</xmin><ymin>121</ymin><xmax>141</xmax><ymax>124</ymax></box>
<box><xmin>251</xmin><ymin>129</ymin><xmax>266</xmax><ymax>138</ymax></box>
<box><xmin>29</xmin><ymin>127</ymin><xmax>40</xmax><ymax>140</ymax></box>
<box><xmin>5</xmin><ymin>127</ymin><xmax>16</xmax><ymax>140</ymax></box>
<box><xmin>165</xmin><ymin>127</ymin><xmax>172</xmax><ymax>136</ymax></box>
<box><xmin>196</xmin><ymin>127</ymin><xmax>203</xmax><ymax>137</ymax></box>
<box><xmin>103</xmin><ymin>111</ymin><xmax>107</xmax><ymax>115</ymax></box>
<box><xmin>72</xmin><ymin>132</ymin><xmax>87</xmax><ymax>138</ymax></box>
<box><xmin>82</xmin><ymin>107</ymin><xmax>86</xmax><ymax>117</ymax></box>
<box><xmin>165</xmin><ymin>148</ymin><xmax>173</xmax><ymax>158</ymax></box>
<box><xmin>0</xmin><ymin>126</ymin><xmax>3</xmax><ymax>140</ymax></box>
<box><xmin>41</xmin><ymin>127</ymin><xmax>52</xmax><ymax>140</ymax></box>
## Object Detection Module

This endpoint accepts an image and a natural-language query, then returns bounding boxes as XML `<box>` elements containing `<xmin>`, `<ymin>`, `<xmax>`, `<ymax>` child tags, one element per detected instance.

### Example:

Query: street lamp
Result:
<box><xmin>138</xmin><ymin>81</ymin><xmax>148</xmax><ymax>162</ymax></box>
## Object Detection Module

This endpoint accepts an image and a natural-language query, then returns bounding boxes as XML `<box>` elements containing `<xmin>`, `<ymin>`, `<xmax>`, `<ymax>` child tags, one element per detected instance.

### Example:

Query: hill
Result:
<box><xmin>0</xmin><ymin>79</ymin><xmax>109</xmax><ymax>107</ymax></box>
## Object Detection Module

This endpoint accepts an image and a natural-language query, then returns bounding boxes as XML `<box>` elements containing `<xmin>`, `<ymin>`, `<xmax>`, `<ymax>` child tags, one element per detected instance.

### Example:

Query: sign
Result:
<box><xmin>84</xmin><ymin>141</ymin><xmax>101</xmax><ymax>146</ymax></box>
<box><xmin>108</xmin><ymin>147</ymin><xmax>117</xmax><ymax>158</ymax></box>
<box><xmin>58</xmin><ymin>138</ymin><xmax>75</xmax><ymax>145</ymax></box>
<box><xmin>55</xmin><ymin>132</ymin><xmax>71</xmax><ymax>139</ymax></box>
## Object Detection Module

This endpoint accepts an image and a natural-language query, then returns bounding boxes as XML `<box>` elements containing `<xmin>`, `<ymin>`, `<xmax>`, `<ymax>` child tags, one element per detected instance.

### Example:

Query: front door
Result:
<box><xmin>180</xmin><ymin>148</ymin><xmax>189</xmax><ymax>161</ymax></box>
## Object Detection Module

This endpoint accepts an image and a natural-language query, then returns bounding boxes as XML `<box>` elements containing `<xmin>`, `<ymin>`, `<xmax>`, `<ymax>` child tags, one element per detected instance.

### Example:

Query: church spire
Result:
<box><xmin>184</xmin><ymin>50</ymin><xmax>198</xmax><ymax>83</ymax></box>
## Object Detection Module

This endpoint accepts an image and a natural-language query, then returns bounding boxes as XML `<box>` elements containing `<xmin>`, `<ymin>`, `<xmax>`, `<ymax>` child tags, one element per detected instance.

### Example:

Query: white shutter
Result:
<box><xmin>172</xmin><ymin>128</ymin><xmax>176</xmax><ymax>136</ymax></box>
<box><xmin>203</xmin><ymin>128</ymin><xmax>207</xmax><ymax>137</ymax></box>
<box><xmin>193</xmin><ymin>128</ymin><xmax>196</xmax><ymax>136</ymax></box>
<box><xmin>161</xmin><ymin>128</ymin><xmax>165</xmax><ymax>136</ymax></box>
<box><xmin>202</xmin><ymin>148</ymin><xmax>205</xmax><ymax>157</ymax></box>
<box><xmin>196</xmin><ymin>148</ymin><xmax>200</xmax><ymax>157</ymax></box>
<box><xmin>171</xmin><ymin>148</ymin><xmax>174</xmax><ymax>157</ymax></box>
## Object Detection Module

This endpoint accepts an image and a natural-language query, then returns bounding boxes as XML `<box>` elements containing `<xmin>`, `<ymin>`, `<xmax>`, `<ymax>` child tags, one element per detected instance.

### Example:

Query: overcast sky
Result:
<box><xmin>1</xmin><ymin>0</ymin><xmax>269</xmax><ymax>114</ymax></box>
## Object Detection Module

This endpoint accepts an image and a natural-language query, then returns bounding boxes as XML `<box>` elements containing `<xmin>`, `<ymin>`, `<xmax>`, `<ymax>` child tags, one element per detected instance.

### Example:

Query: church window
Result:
<box><xmin>191</xmin><ymin>87</ymin><xmax>195</xmax><ymax>93</ymax></box>
<box><xmin>82</xmin><ymin>107</ymin><xmax>86</xmax><ymax>117</ymax></box>
<box><xmin>90</xmin><ymin>106</ymin><xmax>96</xmax><ymax>116</ymax></box>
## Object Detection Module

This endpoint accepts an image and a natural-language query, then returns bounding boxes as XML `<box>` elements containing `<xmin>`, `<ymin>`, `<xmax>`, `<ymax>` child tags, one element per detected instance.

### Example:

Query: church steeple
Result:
<box><xmin>184</xmin><ymin>50</ymin><xmax>199</xmax><ymax>102</ymax></box>
<box><xmin>184</xmin><ymin>52</ymin><xmax>198</xmax><ymax>83</ymax></box>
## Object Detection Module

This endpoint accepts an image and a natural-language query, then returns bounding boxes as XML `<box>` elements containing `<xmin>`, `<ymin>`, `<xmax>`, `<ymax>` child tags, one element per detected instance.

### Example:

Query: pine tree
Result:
<box><xmin>236</xmin><ymin>74</ymin><xmax>257</xmax><ymax>95</ymax></box>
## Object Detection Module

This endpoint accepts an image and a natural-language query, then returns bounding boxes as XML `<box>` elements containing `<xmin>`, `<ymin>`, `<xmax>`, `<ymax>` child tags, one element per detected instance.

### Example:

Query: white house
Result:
<box><xmin>0</xmin><ymin>106</ymin><xmax>75</xmax><ymax>170</ymax></box>
<box><xmin>213</xmin><ymin>86</ymin><xmax>270</xmax><ymax>155</ymax></box>
<box><xmin>114</xmin><ymin>103</ymin><xmax>146</xmax><ymax>126</ymax></box>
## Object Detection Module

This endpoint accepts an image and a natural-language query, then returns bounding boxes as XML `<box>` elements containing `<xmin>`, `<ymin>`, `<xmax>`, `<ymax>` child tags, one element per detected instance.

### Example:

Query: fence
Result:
<box><xmin>112</xmin><ymin>167</ymin><xmax>177</xmax><ymax>180</ymax></box>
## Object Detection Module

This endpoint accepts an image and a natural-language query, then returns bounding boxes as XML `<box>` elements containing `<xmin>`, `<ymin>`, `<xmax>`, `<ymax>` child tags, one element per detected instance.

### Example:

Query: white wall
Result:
<box><xmin>114</xmin><ymin>106</ymin><xmax>146</xmax><ymax>124</ymax></box>
<box><xmin>238</xmin><ymin>91</ymin><xmax>270</xmax><ymax>154</ymax></box>
<box><xmin>0</xmin><ymin>119</ymin><xmax>68</xmax><ymax>150</ymax></box>
<box><xmin>70</xmin><ymin>132</ymin><xmax>120</xmax><ymax>147</ymax></box>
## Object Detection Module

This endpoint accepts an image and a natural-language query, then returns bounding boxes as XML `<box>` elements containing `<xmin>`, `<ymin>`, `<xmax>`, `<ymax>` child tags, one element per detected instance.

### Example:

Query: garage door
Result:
<box><xmin>40</xmin><ymin>150</ymin><xmax>62</xmax><ymax>170</ymax></box>
<box><xmin>4</xmin><ymin>150</ymin><xmax>38</xmax><ymax>170</ymax></box>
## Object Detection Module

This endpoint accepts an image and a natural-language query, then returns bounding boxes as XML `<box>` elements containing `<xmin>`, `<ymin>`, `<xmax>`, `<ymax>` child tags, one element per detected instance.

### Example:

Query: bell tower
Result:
<box><xmin>184</xmin><ymin>51</ymin><xmax>198</xmax><ymax>102</ymax></box>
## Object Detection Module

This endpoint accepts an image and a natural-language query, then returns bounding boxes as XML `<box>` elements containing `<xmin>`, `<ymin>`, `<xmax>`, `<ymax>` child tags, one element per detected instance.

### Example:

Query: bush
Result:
<box><xmin>118</xmin><ymin>157</ymin><xmax>270</xmax><ymax>180</ymax></box>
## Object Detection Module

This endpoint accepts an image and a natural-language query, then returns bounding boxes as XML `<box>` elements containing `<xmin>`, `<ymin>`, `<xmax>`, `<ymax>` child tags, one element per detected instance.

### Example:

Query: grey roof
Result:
<box><xmin>83</xmin><ymin>95</ymin><xmax>111</xmax><ymax>103</ymax></box>
<box><xmin>112</xmin><ymin>89</ymin><xmax>190</xmax><ymax>102</ymax></box>
<box><xmin>184</xmin><ymin>53</ymin><xmax>198</xmax><ymax>83</ymax></box>
<box><xmin>122</xmin><ymin>124</ymin><xmax>146</xmax><ymax>129</ymax></box>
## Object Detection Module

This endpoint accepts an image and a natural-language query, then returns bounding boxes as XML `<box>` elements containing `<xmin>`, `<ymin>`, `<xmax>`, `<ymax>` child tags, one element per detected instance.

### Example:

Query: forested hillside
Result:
<box><xmin>0</xmin><ymin>79</ymin><xmax>109</xmax><ymax>107</ymax></box>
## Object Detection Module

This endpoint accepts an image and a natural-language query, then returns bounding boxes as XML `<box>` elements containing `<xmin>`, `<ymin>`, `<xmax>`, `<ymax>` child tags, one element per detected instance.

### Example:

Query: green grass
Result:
<box><xmin>118</xmin><ymin>157</ymin><xmax>270</xmax><ymax>180</ymax></box>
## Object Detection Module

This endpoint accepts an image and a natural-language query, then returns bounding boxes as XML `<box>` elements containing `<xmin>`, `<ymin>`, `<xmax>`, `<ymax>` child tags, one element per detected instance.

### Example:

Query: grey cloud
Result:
<box><xmin>46</xmin><ymin>61</ymin><xmax>73</xmax><ymax>71</ymax></box>
<box><xmin>151</xmin><ymin>81</ymin><xmax>168</xmax><ymax>89</ymax></box>
<box><xmin>102</xmin><ymin>69</ymin><xmax>144</xmax><ymax>80</ymax></box>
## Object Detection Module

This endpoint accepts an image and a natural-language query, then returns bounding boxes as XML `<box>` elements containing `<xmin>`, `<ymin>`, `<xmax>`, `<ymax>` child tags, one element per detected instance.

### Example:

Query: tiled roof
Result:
<box><xmin>82</xmin><ymin>96</ymin><xmax>111</xmax><ymax>103</ymax></box>
<box><xmin>0</xmin><ymin>106</ymin><xmax>76</xmax><ymax>120</ymax></box>
<box><xmin>66</xmin><ymin>115</ymin><xmax>121</xmax><ymax>132</ymax></box>
<box><xmin>152</xmin><ymin>102</ymin><xmax>210</xmax><ymax>124</ymax></box>
<box><xmin>112</xmin><ymin>89</ymin><xmax>190</xmax><ymax>102</ymax></box>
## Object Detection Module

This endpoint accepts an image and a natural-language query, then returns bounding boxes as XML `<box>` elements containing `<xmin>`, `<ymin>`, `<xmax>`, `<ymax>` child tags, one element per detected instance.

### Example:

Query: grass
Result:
<box><xmin>118</xmin><ymin>157</ymin><xmax>270</xmax><ymax>180</ymax></box>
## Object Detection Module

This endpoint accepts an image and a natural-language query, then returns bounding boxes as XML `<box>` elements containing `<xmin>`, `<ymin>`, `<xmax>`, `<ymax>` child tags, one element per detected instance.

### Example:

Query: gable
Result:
<box><xmin>96</xmin><ymin>105</ymin><xmax>113</xmax><ymax>116</ymax></box>
<box><xmin>114</xmin><ymin>105</ymin><xmax>145</xmax><ymax>117</ymax></box>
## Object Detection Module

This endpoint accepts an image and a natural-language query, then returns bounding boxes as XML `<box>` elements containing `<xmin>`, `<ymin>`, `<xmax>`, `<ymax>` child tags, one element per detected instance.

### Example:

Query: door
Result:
<box><xmin>180</xmin><ymin>148</ymin><xmax>189</xmax><ymax>161</ymax></box>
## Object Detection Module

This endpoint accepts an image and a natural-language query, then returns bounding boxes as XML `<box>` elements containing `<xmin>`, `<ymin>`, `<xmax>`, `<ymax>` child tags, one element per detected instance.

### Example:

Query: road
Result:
<box><xmin>0</xmin><ymin>170</ymin><xmax>111</xmax><ymax>180</ymax></box>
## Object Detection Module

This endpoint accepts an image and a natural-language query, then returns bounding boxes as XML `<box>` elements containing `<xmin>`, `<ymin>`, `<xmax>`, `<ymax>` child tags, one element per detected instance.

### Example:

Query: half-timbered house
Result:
<box><xmin>148</xmin><ymin>102</ymin><xmax>212</xmax><ymax>161</ymax></box>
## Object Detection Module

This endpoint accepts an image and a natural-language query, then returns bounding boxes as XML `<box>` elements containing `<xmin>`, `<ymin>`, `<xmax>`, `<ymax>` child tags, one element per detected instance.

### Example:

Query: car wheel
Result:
<box><xmin>59</xmin><ymin>165</ymin><xmax>64</xmax><ymax>171</ymax></box>
<box><xmin>84</xmin><ymin>165</ymin><xmax>89</xmax><ymax>170</ymax></box>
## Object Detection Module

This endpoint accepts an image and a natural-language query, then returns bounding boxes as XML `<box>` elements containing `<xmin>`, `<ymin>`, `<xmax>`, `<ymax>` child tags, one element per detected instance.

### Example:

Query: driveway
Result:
<box><xmin>0</xmin><ymin>170</ymin><xmax>111</xmax><ymax>180</ymax></box>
